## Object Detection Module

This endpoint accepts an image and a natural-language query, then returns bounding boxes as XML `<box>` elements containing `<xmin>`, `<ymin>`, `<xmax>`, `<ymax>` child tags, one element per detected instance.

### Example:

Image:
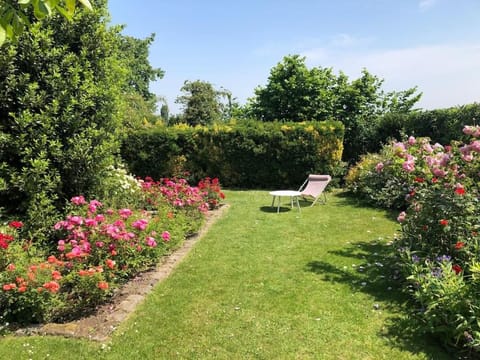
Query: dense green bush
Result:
<box><xmin>121</xmin><ymin>120</ymin><xmax>344</xmax><ymax>189</ymax></box>
<box><xmin>404</xmin><ymin>103</ymin><xmax>480</xmax><ymax>145</ymax></box>
<box><xmin>0</xmin><ymin>3</ymin><xmax>126</xmax><ymax>242</ymax></box>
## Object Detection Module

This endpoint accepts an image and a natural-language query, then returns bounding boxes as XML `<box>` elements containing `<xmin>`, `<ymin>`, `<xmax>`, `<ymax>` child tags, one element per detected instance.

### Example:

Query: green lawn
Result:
<box><xmin>0</xmin><ymin>190</ymin><xmax>451</xmax><ymax>359</ymax></box>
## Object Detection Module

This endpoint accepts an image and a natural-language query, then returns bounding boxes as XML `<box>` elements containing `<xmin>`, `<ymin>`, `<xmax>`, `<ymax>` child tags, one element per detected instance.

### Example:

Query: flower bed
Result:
<box><xmin>0</xmin><ymin>177</ymin><xmax>224</xmax><ymax>326</ymax></box>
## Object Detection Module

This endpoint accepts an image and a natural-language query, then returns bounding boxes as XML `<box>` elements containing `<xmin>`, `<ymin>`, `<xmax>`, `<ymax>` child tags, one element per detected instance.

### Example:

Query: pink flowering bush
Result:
<box><xmin>141</xmin><ymin>177</ymin><xmax>211</xmax><ymax>213</ymax></box>
<box><xmin>139</xmin><ymin>176</ymin><xmax>225</xmax><ymax>234</ymax></box>
<box><xmin>358</xmin><ymin>127</ymin><xmax>480</xmax><ymax>353</ymax></box>
<box><xmin>0</xmin><ymin>175</ymin><xmax>220</xmax><ymax>324</ymax></box>
<box><xmin>54</xmin><ymin>198</ymin><xmax>168</xmax><ymax>281</ymax></box>
<box><xmin>345</xmin><ymin>147</ymin><xmax>411</xmax><ymax>209</ymax></box>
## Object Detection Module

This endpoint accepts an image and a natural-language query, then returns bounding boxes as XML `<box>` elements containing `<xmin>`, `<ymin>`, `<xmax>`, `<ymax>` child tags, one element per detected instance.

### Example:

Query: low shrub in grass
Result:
<box><xmin>0</xmin><ymin>176</ymin><xmax>225</xmax><ymax>325</ymax></box>
<box><xmin>374</xmin><ymin>127</ymin><xmax>480</xmax><ymax>354</ymax></box>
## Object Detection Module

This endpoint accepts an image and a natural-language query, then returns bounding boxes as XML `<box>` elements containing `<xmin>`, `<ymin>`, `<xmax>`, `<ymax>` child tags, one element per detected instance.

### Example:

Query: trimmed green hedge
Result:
<box><xmin>121</xmin><ymin>120</ymin><xmax>344</xmax><ymax>188</ymax></box>
<box><xmin>374</xmin><ymin>103</ymin><xmax>480</xmax><ymax>147</ymax></box>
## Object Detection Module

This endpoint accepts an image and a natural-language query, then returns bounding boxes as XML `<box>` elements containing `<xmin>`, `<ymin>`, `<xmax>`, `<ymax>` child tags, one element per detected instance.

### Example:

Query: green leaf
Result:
<box><xmin>5</xmin><ymin>23</ymin><xmax>14</xmax><ymax>39</ymax></box>
<box><xmin>65</xmin><ymin>0</ymin><xmax>76</xmax><ymax>14</ymax></box>
<box><xmin>0</xmin><ymin>25</ymin><xmax>5</xmax><ymax>46</ymax></box>
<box><xmin>55</xmin><ymin>6</ymin><xmax>72</xmax><ymax>20</ymax></box>
<box><xmin>78</xmin><ymin>0</ymin><xmax>92</xmax><ymax>10</ymax></box>
<box><xmin>12</xmin><ymin>14</ymin><xmax>25</xmax><ymax>35</ymax></box>
<box><xmin>33</xmin><ymin>0</ymin><xmax>52</xmax><ymax>19</ymax></box>
<box><xmin>2</xmin><ymin>9</ymin><xmax>14</xmax><ymax>24</ymax></box>
<box><xmin>17</xmin><ymin>0</ymin><xmax>31</xmax><ymax>4</ymax></box>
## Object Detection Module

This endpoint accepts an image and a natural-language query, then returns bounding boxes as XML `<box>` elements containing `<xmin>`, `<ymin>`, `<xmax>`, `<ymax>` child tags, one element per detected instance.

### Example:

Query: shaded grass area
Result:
<box><xmin>0</xmin><ymin>190</ymin><xmax>451</xmax><ymax>359</ymax></box>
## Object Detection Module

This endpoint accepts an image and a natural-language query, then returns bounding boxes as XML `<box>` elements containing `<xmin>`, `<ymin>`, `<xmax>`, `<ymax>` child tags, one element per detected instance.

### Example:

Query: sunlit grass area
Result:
<box><xmin>0</xmin><ymin>190</ymin><xmax>450</xmax><ymax>359</ymax></box>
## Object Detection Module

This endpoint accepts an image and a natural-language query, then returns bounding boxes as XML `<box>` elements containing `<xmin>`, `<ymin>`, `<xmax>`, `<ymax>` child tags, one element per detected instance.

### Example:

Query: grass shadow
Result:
<box><xmin>259</xmin><ymin>205</ymin><xmax>293</xmax><ymax>213</ymax></box>
<box><xmin>333</xmin><ymin>191</ymin><xmax>401</xmax><ymax>222</ymax></box>
<box><xmin>305</xmin><ymin>239</ymin><xmax>454</xmax><ymax>359</ymax></box>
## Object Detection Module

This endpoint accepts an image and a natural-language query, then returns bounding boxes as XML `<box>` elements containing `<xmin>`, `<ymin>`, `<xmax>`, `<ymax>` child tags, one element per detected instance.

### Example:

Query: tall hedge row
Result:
<box><xmin>121</xmin><ymin>120</ymin><xmax>344</xmax><ymax>189</ymax></box>
<box><xmin>375</xmin><ymin>103</ymin><xmax>480</xmax><ymax>147</ymax></box>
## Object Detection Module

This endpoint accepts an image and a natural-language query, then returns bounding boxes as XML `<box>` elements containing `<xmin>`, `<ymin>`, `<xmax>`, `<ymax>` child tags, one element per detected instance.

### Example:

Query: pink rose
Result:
<box><xmin>402</xmin><ymin>160</ymin><xmax>415</xmax><ymax>173</ymax></box>
<box><xmin>71</xmin><ymin>195</ymin><xmax>86</xmax><ymax>206</ymax></box>
<box><xmin>161</xmin><ymin>231</ymin><xmax>171</xmax><ymax>242</ymax></box>
<box><xmin>145</xmin><ymin>236</ymin><xmax>157</xmax><ymax>247</ymax></box>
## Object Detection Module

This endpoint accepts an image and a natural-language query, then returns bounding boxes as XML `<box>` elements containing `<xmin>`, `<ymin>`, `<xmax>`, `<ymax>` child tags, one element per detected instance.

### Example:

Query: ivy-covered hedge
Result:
<box><xmin>121</xmin><ymin>120</ymin><xmax>344</xmax><ymax>188</ymax></box>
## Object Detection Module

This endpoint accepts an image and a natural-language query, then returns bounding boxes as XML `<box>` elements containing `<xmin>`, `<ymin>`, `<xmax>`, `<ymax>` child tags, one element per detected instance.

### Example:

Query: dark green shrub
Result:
<box><xmin>0</xmin><ymin>4</ymin><xmax>125</xmax><ymax>241</ymax></box>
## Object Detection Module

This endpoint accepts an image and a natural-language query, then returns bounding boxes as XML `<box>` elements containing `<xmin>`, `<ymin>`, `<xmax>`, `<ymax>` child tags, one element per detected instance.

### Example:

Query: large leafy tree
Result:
<box><xmin>176</xmin><ymin>80</ymin><xmax>222</xmax><ymax>126</ymax></box>
<box><xmin>248</xmin><ymin>55</ymin><xmax>421</xmax><ymax>161</ymax></box>
<box><xmin>118</xmin><ymin>34</ymin><xmax>164</xmax><ymax>103</ymax></box>
<box><xmin>0</xmin><ymin>0</ymin><xmax>161</xmax><ymax>239</ymax></box>
<box><xmin>249</xmin><ymin>55</ymin><xmax>338</xmax><ymax>122</ymax></box>
<box><xmin>0</xmin><ymin>0</ymin><xmax>92</xmax><ymax>45</ymax></box>
<box><xmin>117</xmin><ymin>34</ymin><xmax>164</xmax><ymax>130</ymax></box>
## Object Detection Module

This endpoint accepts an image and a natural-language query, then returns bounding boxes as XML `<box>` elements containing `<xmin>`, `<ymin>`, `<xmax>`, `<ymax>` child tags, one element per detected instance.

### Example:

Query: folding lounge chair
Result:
<box><xmin>298</xmin><ymin>174</ymin><xmax>331</xmax><ymax>206</ymax></box>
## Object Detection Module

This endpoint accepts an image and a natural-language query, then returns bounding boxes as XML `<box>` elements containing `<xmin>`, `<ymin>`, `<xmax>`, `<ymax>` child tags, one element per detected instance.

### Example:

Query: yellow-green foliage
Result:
<box><xmin>121</xmin><ymin>120</ymin><xmax>344</xmax><ymax>188</ymax></box>
<box><xmin>345</xmin><ymin>153</ymin><xmax>383</xmax><ymax>187</ymax></box>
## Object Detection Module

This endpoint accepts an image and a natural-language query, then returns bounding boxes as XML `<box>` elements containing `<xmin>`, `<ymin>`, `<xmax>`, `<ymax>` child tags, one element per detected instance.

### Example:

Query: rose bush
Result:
<box><xmin>364</xmin><ymin>128</ymin><xmax>480</xmax><ymax>353</ymax></box>
<box><xmin>0</xmin><ymin>177</ymin><xmax>225</xmax><ymax>325</ymax></box>
<box><xmin>197</xmin><ymin>177</ymin><xmax>225</xmax><ymax>210</ymax></box>
<box><xmin>345</xmin><ymin>147</ymin><xmax>411</xmax><ymax>210</ymax></box>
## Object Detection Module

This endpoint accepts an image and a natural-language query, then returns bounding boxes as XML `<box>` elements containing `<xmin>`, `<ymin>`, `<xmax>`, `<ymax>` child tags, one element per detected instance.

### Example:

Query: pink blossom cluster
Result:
<box><xmin>384</xmin><ymin>126</ymin><xmax>480</xmax><ymax>226</ymax></box>
<box><xmin>141</xmin><ymin>177</ymin><xmax>210</xmax><ymax>214</ymax></box>
<box><xmin>378</xmin><ymin>130</ymin><xmax>480</xmax><ymax>181</ymax></box>
<box><xmin>53</xmin><ymin>196</ymin><xmax>173</xmax><ymax>264</ymax></box>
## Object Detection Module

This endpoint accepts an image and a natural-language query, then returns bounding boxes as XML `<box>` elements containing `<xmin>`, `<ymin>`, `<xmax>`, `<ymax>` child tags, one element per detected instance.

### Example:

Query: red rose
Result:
<box><xmin>8</xmin><ymin>221</ymin><xmax>23</xmax><ymax>229</ymax></box>
<box><xmin>452</xmin><ymin>264</ymin><xmax>462</xmax><ymax>275</ymax></box>
<box><xmin>455</xmin><ymin>242</ymin><xmax>465</xmax><ymax>250</ymax></box>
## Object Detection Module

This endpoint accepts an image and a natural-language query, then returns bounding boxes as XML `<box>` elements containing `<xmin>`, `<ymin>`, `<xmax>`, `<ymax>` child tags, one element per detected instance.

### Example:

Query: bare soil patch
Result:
<box><xmin>16</xmin><ymin>204</ymin><xmax>229</xmax><ymax>342</ymax></box>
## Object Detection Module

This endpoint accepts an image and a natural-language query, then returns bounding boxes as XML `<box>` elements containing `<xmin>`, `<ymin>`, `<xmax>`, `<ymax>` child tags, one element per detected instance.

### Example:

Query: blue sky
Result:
<box><xmin>108</xmin><ymin>0</ymin><xmax>480</xmax><ymax>115</ymax></box>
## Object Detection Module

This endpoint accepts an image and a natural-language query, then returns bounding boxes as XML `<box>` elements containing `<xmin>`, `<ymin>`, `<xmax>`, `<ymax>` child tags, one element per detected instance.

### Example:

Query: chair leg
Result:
<box><xmin>310</xmin><ymin>193</ymin><xmax>327</xmax><ymax>207</ymax></box>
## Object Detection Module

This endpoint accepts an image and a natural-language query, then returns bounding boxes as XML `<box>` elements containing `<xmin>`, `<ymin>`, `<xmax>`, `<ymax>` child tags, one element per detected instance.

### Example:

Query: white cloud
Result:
<box><xmin>419</xmin><ymin>0</ymin><xmax>437</xmax><ymax>11</ymax></box>
<box><xmin>303</xmin><ymin>43</ymin><xmax>480</xmax><ymax>109</ymax></box>
<box><xmin>331</xmin><ymin>33</ymin><xmax>356</xmax><ymax>47</ymax></box>
<box><xmin>329</xmin><ymin>33</ymin><xmax>374</xmax><ymax>48</ymax></box>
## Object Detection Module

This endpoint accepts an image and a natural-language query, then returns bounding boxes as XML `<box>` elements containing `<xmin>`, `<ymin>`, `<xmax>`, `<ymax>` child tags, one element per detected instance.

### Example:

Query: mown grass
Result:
<box><xmin>0</xmin><ymin>190</ymin><xmax>451</xmax><ymax>359</ymax></box>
